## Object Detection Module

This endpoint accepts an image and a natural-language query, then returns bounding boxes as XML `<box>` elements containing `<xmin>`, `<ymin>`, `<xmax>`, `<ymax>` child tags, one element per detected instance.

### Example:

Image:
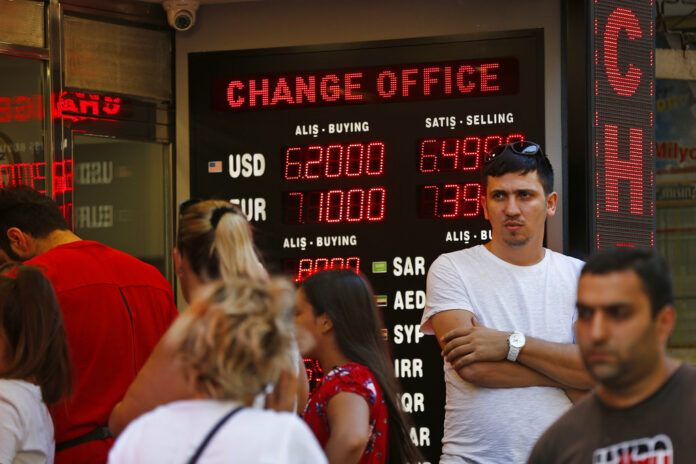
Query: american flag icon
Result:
<box><xmin>208</xmin><ymin>161</ymin><xmax>223</xmax><ymax>173</ymax></box>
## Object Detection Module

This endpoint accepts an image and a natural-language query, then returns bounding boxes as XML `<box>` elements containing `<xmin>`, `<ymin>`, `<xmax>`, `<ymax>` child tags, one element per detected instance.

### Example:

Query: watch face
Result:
<box><xmin>510</xmin><ymin>333</ymin><xmax>525</xmax><ymax>348</ymax></box>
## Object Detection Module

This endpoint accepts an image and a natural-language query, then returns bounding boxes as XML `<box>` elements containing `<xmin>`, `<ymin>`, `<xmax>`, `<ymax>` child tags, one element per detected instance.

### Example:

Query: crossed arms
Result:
<box><xmin>430</xmin><ymin>309</ymin><xmax>594</xmax><ymax>395</ymax></box>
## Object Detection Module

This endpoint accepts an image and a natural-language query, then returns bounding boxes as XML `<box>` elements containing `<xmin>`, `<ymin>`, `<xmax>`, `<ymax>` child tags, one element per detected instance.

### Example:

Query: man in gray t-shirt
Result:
<box><xmin>422</xmin><ymin>141</ymin><xmax>594</xmax><ymax>463</ymax></box>
<box><xmin>528</xmin><ymin>248</ymin><xmax>696</xmax><ymax>463</ymax></box>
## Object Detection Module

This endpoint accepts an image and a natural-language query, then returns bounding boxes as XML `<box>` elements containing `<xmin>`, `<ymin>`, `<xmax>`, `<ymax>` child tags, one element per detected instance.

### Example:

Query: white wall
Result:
<box><xmin>175</xmin><ymin>0</ymin><xmax>565</xmax><ymax>251</ymax></box>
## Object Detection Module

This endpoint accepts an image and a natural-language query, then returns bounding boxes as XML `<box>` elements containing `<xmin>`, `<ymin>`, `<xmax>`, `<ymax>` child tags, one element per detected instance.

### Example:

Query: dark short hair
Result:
<box><xmin>0</xmin><ymin>186</ymin><xmax>70</xmax><ymax>257</ymax></box>
<box><xmin>482</xmin><ymin>143</ymin><xmax>554</xmax><ymax>195</ymax></box>
<box><xmin>581</xmin><ymin>248</ymin><xmax>674</xmax><ymax>317</ymax></box>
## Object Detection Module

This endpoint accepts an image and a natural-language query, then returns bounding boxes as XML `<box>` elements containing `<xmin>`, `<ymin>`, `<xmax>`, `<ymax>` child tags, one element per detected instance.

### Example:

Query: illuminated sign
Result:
<box><xmin>592</xmin><ymin>1</ymin><xmax>655</xmax><ymax>248</ymax></box>
<box><xmin>0</xmin><ymin>160</ymin><xmax>74</xmax><ymax>225</ymax></box>
<box><xmin>213</xmin><ymin>58</ymin><xmax>519</xmax><ymax>111</ymax></box>
<box><xmin>0</xmin><ymin>92</ymin><xmax>124</xmax><ymax>123</ymax></box>
<box><xmin>53</xmin><ymin>92</ymin><xmax>123</xmax><ymax>122</ymax></box>
<box><xmin>0</xmin><ymin>160</ymin><xmax>73</xmax><ymax>195</ymax></box>
<box><xmin>190</xmin><ymin>32</ymin><xmax>544</xmax><ymax>461</ymax></box>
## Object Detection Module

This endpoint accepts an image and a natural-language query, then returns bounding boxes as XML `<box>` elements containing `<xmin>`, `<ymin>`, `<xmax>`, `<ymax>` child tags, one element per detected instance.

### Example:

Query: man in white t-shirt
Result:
<box><xmin>421</xmin><ymin>141</ymin><xmax>594</xmax><ymax>464</ymax></box>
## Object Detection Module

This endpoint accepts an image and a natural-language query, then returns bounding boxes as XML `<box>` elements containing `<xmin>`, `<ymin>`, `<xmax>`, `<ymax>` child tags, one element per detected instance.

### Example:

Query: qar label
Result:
<box><xmin>399</xmin><ymin>392</ymin><xmax>425</xmax><ymax>413</ymax></box>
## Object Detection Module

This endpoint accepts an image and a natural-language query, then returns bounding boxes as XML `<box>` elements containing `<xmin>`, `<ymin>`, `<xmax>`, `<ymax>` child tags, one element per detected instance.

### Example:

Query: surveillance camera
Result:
<box><xmin>162</xmin><ymin>0</ymin><xmax>200</xmax><ymax>32</ymax></box>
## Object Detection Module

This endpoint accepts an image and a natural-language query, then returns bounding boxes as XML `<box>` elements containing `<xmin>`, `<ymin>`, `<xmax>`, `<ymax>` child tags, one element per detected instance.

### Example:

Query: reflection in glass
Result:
<box><xmin>0</xmin><ymin>54</ymin><xmax>45</xmax><ymax>191</ymax></box>
<box><xmin>73</xmin><ymin>136</ymin><xmax>169</xmax><ymax>276</ymax></box>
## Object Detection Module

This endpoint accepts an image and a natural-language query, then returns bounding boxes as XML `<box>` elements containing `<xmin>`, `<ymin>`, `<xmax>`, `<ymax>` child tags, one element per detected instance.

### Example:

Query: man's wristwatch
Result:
<box><xmin>506</xmin><ymin>331</ymin><xmax>526</xmax><ymax>362</ymax></box>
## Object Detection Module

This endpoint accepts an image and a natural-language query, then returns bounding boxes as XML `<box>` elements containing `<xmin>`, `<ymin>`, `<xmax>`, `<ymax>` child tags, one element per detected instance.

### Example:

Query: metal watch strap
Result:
<box><xmin>507</xmin><ymin>343</ymin><xmax>521</xmax><ymax>362</ymax></box>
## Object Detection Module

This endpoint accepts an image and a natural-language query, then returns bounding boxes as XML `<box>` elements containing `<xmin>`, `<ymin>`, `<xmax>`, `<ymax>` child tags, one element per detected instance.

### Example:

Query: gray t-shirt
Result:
<box><xmin>528</xmin><ymin>363</ymin><xmax>696</xmax><ymax>464</ymax></box>
<box><xmin>422</xmin><ymin>245</ymin><xmax>584</xmax><ymax>464</ymax></box>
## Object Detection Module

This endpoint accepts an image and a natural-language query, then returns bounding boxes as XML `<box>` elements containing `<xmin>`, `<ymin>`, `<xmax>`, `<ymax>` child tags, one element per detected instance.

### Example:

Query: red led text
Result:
<box><xmin>419</xmin><ymin>133</ymin><xmax>525</xmax><ymax>173</ymax></box>
<box><xmin>284</xmin><ymin>187</ymin><xmax>386</xmax><ymax>224</ymax></box>
<box><xmin>219</xmin><ymin>58</ymin><xmax>519</xmax><ymax>111</ymax></box>
<box><xmin>285</xmin><ymin>256</ymin><xmax>361</xmax><ymax>283</ymax></box>
<box><xmin>284</xmin><ymin>141</ymin><xmax>385</xmax><ymax>180</ymax></box>
<box><xmin>0</xmin><ymin>92</ymin><xmax>123</xmax><ymax>123</ymax></box>
<box><xmin>419</xmin><ymin>183</ymin><xmax>482</xmax><ymax>219</ymax></box>
<box><xmin>593</xmin><ymin>1</ymin><xmax>654</xmax><ymax>248</ymax></box>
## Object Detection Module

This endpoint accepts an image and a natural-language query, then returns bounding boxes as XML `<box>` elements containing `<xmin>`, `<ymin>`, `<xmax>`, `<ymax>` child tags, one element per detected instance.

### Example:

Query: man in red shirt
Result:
<box><xmin>0</xmin><ymin>186</ymin><xmax>178</xmax><ymax>464</ymax></box>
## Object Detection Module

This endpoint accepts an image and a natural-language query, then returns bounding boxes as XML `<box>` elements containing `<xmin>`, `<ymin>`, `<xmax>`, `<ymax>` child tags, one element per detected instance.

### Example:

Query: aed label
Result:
<box><xmin>393</xmin><ymin>290</ymin><xmax>425</xmax><ymax>310</ymax></box>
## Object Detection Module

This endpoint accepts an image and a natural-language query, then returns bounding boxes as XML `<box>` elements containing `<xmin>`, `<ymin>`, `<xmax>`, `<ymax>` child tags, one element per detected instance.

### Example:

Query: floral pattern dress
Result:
<box><xmin>303</xmin><ymin>362</ymin><xmax>389</xmax><ymax>463</ymax></box>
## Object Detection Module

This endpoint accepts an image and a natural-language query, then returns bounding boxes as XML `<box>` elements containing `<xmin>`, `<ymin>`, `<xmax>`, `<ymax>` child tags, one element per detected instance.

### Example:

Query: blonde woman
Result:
<box><xmin>109</xmin><ymin>200</ymin><xmax>307</xmax><ymax>435</ymax></box>
<box><xmin>108</xmin><ymin>278</ymin><xmax>326</xmax><ymax>464</ymax></box>
<box><xmin>173</xmin><ymin>199</ymin><xmax>268</xmax><ymax>302</ymax></box>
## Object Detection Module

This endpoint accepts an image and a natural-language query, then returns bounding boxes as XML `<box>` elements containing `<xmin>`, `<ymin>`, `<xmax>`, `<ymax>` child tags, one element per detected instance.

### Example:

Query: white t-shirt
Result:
<box><xmin>0</xmin><ymin>379</ymin><xmax>54</xmax><ymax>464</ymax></box>
<box><xmin>422</xmin><ymin>245</ymin><xmax>584</xmax><ymax>464</ymax></box>
<box><xmin>108</xmin><ymin>399</ymin><xmax>327</xmax><ymax>464</ymax></box>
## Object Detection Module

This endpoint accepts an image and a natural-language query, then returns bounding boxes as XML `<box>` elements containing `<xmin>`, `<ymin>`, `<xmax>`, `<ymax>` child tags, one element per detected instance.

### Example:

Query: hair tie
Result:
<box><xmin>210</xmin><ymin>207</ymin><xmax>237</xmax><ymax>229</ymax></box>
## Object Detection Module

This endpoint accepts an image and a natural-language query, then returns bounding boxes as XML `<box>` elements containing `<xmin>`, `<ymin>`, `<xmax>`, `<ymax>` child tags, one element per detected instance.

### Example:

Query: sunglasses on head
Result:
<box><xmin>484</xmin><ymin>141</ymin><xmax>542</xmax><ymax>165</ymax></box>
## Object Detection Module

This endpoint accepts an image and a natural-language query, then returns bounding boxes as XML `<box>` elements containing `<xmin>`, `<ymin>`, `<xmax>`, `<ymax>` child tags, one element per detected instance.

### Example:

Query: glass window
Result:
<box><xmin>73</xmin><ymin>135</ymin><xmax>170</xmax><ymax>276</ymax></box>
<box><xmin>0</xmin><ymin>54</ymin><xmax>46</xmax><ymax>192</ymax></box>
<box><xmin>655</xmin><ymin>76</ymin><xmax>696</xmax><ymax>362</ymax></box>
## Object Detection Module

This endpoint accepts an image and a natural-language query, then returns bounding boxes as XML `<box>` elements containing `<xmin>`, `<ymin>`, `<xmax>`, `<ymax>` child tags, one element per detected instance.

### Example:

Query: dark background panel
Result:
<box><xmin>189</xmin><ymin>31</ymin><xmax>544</xmax><ymax>462</ymax></box>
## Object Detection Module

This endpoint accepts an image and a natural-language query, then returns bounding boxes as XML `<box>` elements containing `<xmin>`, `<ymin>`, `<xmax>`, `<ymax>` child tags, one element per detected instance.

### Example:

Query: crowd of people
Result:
<box><xmin>0</xmin><ymin>140</ymin><xmax>693</xmax><ymax>464</ymax></box>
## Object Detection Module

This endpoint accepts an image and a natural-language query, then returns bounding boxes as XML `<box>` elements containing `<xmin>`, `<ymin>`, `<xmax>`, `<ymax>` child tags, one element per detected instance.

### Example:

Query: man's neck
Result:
<box><xmin>33</xmin><ymin>230</ymin><xmax>82</xmax><ymax>256</ymax></box>
<box><xmin>484</xmin><ymin>239</ymin><xmax>546</xmax><ymax>266</ymax></box>
<box><xmin>596</xmin><ymin>357</ymin><xmax>680</xmax><ymax>408</ymax></box>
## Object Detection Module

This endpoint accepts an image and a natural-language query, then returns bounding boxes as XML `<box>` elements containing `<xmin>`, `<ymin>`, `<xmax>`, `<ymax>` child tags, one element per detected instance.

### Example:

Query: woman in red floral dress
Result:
<box><xmin>295</xmin><ymin>269</ymin><xmax>422</xmax><ymax>464</ymax></box>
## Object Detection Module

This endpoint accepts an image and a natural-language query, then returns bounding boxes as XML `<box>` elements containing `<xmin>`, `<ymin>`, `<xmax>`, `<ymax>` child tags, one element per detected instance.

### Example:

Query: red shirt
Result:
<box><xmin>27</xmin><ymin>240</ymin><xmax>178</xmax><ymax>464</ymax></box>
<box><xmin>303</xmin><ymin>362</ymin><xmax>389</xmax><ymax>463</ymax></box>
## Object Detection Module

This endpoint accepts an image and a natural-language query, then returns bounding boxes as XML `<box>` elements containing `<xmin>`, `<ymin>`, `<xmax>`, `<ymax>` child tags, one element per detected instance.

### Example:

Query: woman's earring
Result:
<box><xmin>176</xmin><ymin>268</ymin><xmax>183</xmax><ymax>275</ymax></box>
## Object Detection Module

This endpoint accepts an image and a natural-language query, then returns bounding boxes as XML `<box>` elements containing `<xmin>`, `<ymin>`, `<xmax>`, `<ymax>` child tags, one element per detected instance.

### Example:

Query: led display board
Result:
<box><xmin>189</xmin><ymin>31</ymin><xmax>544</xmax><ymax>461</ymax></box>
<box><xmin>591</xmin><ymin>1</ymin><xmax>655</xmax><ymax>248</ymax></box>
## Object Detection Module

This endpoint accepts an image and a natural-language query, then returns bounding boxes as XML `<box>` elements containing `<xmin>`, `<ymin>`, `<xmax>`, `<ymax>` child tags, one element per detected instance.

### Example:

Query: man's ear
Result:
<box><xmin>655</xmin><ymin>305</ymin><xmax>676</xmax><ymax>345</ymax></box>
<box><xmin>173</xmin><ymin>247</ymin><xmax>183</xmax><ymax>275</ymax></box>
<box><xmin>481</xmin><ymin>193</ymin><xmax>489</xmax><ymax>221</ymax></box>
<box><xmin>546</xmin><ymin>192</ymin><xmax>558</xmax><ymax>217</ymax></box>
<box><xmin>6</xmin><ymin>228</ymin><xmax>32</xmax><ymax>258</ymax></box>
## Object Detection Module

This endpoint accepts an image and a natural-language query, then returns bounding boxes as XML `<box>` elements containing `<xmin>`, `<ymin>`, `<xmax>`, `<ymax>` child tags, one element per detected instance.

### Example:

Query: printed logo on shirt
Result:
<box><xmin>593</xmin><ymin>434</ymin><xmax>673</xmax><ymax>464</ymax></box>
